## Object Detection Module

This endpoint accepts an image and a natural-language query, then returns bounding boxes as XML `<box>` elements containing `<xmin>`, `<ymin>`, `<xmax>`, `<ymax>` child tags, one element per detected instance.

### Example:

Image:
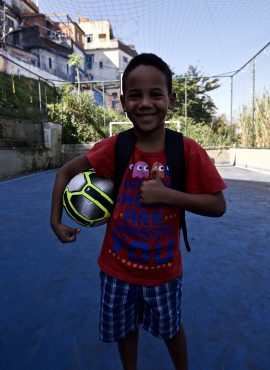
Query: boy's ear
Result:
<box><xmin>168</xmin><ymin>92</ymin><xmax>176</xmax><ymax>110</ymax></box>
<box><xmin>120</xmin><ymin>94</ymin><xmax>126</xmax><ymax>111</ymax></box>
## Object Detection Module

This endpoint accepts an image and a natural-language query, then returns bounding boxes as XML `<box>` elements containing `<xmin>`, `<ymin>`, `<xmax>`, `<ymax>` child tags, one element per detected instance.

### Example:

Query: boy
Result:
<box><xmin>50</xmin><ymin>53</ymin><xmax>227</xmax><ymax>370</ymax></box>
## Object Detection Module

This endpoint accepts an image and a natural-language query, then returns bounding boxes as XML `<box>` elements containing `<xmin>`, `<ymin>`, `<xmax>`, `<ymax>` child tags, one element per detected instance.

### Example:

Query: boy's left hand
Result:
<box><xmin>140</xmin><ymin>170</ymin><xmax>166</xmax><ymax>204</ymax></box>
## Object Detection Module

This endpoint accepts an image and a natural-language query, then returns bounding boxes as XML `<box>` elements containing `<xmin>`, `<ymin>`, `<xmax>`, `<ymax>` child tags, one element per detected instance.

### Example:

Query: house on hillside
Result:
<box><xmin>48</xmin><ymin>13</ymin><xmax>86</xmax><ymax>81</ymax></box>
<box><xmin>1</xmin><ymin>0</ymin><xmax>43</xmax><ymax>65</ymax></box>
<box><xmin>78</xmin><ymin>18</ymin><xmax>137</xmax><ymax>81</ymax></box>
<box><xmin>1</xmin><ymin>2</ymin><xmax>138</xmax><ymax>108</ymax></box>
<box><xmin>78</xmin><ymin>17</ymin><xmax>137</xmax><ymax>109</ymax></box>
<box><xmin>1</xmin><ymin>1</ymin><xmax>87</xmax><ymax>82</ymax></box>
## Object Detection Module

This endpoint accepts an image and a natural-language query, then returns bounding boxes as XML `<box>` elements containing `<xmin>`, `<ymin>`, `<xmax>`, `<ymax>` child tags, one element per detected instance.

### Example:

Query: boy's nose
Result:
<box><xmin>140</xmin><ymin>95</ymin><xmax>152</xmax><ymax>107</ymax></box>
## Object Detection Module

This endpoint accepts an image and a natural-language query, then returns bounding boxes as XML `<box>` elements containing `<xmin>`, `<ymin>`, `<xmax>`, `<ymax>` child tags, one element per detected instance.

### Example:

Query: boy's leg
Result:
<box><xmin>164</xmin><ymin>323</ymin><xmax>188</xmax><ymax>370</ymax></box>
<box><xmin>117</xmin><ymin>329</ymin><xmax>139</xmax><ymax>370</ymax></box>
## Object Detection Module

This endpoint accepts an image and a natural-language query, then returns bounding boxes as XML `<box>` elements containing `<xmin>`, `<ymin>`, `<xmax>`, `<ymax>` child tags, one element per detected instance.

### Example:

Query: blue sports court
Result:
<box><xmin>0</xmin><ymin>166</ymin><xmax>269</xmax><ymax>370</ymax></box>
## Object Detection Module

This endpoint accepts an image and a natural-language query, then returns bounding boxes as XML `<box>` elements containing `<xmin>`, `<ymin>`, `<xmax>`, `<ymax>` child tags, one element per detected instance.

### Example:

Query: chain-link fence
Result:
<box><xmin>232</xmin><ymin>41</ymin><xmax>270</xmax><ymax>148</ymax></box>
<box><xmin>1</xmin><ymin>42</ymin><xmax>270</xmax><ymax>148</ymax></box>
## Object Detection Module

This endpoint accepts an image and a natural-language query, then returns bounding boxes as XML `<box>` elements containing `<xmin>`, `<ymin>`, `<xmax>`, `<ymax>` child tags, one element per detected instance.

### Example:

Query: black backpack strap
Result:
<box><xmin>165</xmin><ymin>128</ymin><xmax>191</xmax><ymax>252</ymax></box>
<box><xmin>113</xmin><ymin>128</ymin><xmax>136</xmax><ymax>203</ymax></box>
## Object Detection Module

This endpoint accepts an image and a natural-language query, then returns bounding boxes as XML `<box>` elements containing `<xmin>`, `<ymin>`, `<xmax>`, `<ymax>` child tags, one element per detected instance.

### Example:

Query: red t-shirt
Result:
<box><xmin>86</xmin><ymin>135</ymin><xmax>227</xmax><ymax>286</ymax></box>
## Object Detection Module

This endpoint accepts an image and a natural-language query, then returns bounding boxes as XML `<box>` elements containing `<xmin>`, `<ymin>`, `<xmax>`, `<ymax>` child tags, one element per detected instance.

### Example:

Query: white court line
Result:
<box><xmin>0</xmin><ymin>169</ymin><xmax>56</xmax><ymax>185</ymax></box>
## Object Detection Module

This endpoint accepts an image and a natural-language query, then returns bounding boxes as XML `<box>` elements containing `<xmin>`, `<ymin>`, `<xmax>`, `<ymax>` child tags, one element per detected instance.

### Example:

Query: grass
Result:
<box><xmin>0</xmin><ymin>72</ymin><xmax>55</xmax><ymax>122</ymax></box>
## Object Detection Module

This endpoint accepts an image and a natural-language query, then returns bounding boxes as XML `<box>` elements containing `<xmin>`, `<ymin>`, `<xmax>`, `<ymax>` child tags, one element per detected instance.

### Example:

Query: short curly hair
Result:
<box><xmin>122</xmin><ymin>53</ymin><xmax>173</xmax><ymax>95</ymax></box>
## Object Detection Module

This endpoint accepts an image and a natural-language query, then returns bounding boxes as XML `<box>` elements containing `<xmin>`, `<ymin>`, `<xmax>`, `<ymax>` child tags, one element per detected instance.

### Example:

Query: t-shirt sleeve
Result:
<box><xmin>184</xmin><ymin>136</ymin><xmax>227</xmax><ymax>194</ymax></box>
<box><xmin>86</xmin><ymin>135</ymin><xmax>117</xmax><ymax>178</ymax></box>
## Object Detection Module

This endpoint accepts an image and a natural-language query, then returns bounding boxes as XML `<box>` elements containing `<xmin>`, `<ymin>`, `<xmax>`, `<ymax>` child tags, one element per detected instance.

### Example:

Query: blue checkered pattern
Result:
<box><xmin>99</xmin><ymin>272</ymin><xmax>182</xmax><ymax>342</ymax></box>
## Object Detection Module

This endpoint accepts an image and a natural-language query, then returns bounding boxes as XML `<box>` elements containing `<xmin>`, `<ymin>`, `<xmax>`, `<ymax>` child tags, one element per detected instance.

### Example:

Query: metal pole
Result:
<box><xmin>230</xmin><ymin>76</ymin><xmax>233</xmax><ymax>126</ymax></box>
<box><xmin>230</xmin><ymin>75</ymin><xmax>234</xmax><ymax>143</ymax></box>
<box><xmin>38</xmin><ymin>77</ymin><xmax>42</xmax><ymax>115</ymax></box>
<box><xmin>184</xmin><ymin>77</ymin><xmax>187</xmax><ymax>134</ymax></box>
<box><xmin>252</xmin><ymin>58</ymin><xmax>256</xmax><ymax>148</ymax></box>
<box><xmin>103</xmin><ymin>81</ymin><xmax>106</xmax><ymax>129</ymax></box>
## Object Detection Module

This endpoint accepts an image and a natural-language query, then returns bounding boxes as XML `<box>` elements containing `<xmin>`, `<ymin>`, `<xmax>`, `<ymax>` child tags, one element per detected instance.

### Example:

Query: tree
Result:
<box><xmin>169</xmin><ymin>65</ymin><xmax>220</xmax><ymax>125</ymax></box>
<box><xmin>68</xmin><ymin>54</ymin><xmax>82</xmax><ymax>94</ymax></box>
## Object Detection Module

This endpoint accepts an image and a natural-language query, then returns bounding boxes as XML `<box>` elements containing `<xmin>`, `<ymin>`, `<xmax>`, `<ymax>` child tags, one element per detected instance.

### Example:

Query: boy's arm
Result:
<box><xmin>160</xmin><ymin>188</ymin><xmax>226</xmax><ymax>217</ymax></box>
<box><xmin>50</xmin><ymin>154</ymin><xmax>91</xmax><ymax>243</ymax></box>
<box><xmin>140</xmin><ymin>173</ymin><xmax>226</xmax><ymax>217</ymax></box>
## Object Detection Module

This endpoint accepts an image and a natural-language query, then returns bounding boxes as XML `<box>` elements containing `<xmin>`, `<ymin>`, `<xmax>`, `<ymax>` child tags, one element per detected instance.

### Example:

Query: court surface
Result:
<box><xmin>0</xmin><ymin>166</ymin><xmax>269</xmax><ymax>370</ymax></box>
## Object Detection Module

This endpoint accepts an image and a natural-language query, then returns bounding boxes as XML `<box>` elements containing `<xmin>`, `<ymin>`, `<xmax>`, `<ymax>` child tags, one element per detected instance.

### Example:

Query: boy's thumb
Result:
<box><xmin>72</xmin><ymin>227</ymin><xmax>81</xmax><ymax>235</ymax></box>
<box><xmin>151</xmin><ymin>169</ymin><xmax>157</xmax><ymax>179</ymax></box>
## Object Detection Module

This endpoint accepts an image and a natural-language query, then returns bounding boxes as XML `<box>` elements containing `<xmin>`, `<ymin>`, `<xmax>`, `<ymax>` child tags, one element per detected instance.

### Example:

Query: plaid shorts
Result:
<box><xmin>99</xmin><ymin>272</ymin><xmax>182</xmax><ymax>342</ymax></box>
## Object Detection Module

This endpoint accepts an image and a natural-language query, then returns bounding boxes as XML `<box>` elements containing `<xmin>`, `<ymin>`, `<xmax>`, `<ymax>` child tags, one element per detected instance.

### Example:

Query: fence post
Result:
<box><xmin>184</xmin><ymin>77</ymin><xmax>187</xmax><ymax>134</ymax></box>
<box><xmin>38</xmin><ymin>77</ymin><xmax>42</xmax><ymax>116</ymax></box>
<box><xmin>252</xmin><ymin>58</ymin><xmax>256</xmax><ymax>148</ymax></box>
<box><xmin>230</xmin><ymin>75</ymin><xmax>234</xmax><ymax>142</ymax></box>
<box><xmin>102</xmin><ymin>81</ymin><xmax>106</xmax><ymax>129</ymax></box>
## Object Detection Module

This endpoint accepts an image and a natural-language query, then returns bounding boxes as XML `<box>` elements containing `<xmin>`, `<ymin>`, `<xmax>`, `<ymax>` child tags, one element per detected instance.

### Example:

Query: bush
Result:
<box><xmin>47</xmin><ymin>84</ymin><xmax>126</xmax><ymax>143</ymax></box>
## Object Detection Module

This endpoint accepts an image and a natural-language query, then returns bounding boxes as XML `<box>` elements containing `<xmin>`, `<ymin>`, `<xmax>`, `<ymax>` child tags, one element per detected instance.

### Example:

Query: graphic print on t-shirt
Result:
<box><xmin>109</xmin><ymin>159</ymin><xmax>180</xmax><ymax>271</ymax></box>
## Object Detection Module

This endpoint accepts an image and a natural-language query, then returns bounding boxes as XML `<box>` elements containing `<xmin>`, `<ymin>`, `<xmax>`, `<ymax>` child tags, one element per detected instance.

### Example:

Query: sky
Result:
<box><xmin>37</xmin><ymin>0</ymin><xmax>270</xmax><ymax>116</ymax></box>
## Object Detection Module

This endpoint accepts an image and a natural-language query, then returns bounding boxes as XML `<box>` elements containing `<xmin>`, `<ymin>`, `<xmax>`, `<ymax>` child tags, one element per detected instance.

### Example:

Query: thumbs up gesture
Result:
<box><xmin>140</xmin><ymin>167</ymin><xmax>166</xmax><ymax>204</ymax></box>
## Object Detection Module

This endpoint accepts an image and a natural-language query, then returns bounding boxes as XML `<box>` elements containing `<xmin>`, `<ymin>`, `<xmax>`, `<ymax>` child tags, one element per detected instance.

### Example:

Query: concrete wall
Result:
<box><xmin>62</xmin><ymin>145</ymin><xmax>270</xmax><ymax>174</ymax></box>
<box><xmin>206</xmin><ymin>148</ymin><xmax>230</xmax><ymax>164</ymax></box>
<box><xmin>1</xmin><ymin>119</ymin><xmax>270</xmax><ymax>179</ymax></box>
<box><xmin>0</xmin><ymin>148</ymin><xmax>50</xmax><ymax>178</ymax></box>
<box><xmin>0</xmin><ymin>117</ymin><xmax>44</xmax><ymax>148</ymax></box>
<box><xmin>207</xmin><ymin>147</ymin><xmax>270</xmax><ymax>173</ymax></box>
<box><xmin>0</xmin><ymin>119</ymin><xmax>62</xmax><ymax>179</ymax></box>
<box><xmin>230</xmin><ymin>148</ymin><xmax>270</xmax><ymax>173</ymax></box>
<box><xmin>62</xmin><ymin>143</ymin><xmax>95</xmax><ymax>164</ymax></box>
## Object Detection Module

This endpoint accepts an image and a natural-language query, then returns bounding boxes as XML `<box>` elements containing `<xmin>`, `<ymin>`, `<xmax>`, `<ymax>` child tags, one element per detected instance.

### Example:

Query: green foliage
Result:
<box><xmin>48</xmin><ymin>84</ymin><xmax>126</xmax><ymax>143</ymax></box>
<box><xmin>167</xmin><ymin>111</ymin><xmax>233</xmax><ymax>148</ymax></box>
<box><xmin>0</xmin><ymin>72</ymin><xmax>55</xmax><ymax>121</ymax></box>
<box><xmin>169</xmin><ymin>65</ymin><xmax>220</xmax><ymax>125</ymax></box>
<box><xmin>236</xmin><ymin>90</ymin><xmax>270</xmax><ymax>148</ymax></box>
<box><xmin>185</xmin><ymin>120</ymin><xmax>233</xmax><ymax>148</ymax></box>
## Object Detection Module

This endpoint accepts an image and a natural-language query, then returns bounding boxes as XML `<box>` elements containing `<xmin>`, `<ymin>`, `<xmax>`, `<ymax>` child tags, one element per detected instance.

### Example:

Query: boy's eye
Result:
<box><xmin>127</xmin><ymin>93</ymin><xmax>140</xmax><ymax>99</ymax></box>
<box><xmin>152</xmin><ymin>92</ymin><xmax>164</xmax><ymax>98</ymax></box>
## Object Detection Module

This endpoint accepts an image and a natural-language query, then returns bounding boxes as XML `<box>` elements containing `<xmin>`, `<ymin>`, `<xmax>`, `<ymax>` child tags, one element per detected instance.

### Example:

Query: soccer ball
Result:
<box><xmin>63</xmin><ymin>169</ymin><xmax>114</xmax><ymax>227</ymax></box>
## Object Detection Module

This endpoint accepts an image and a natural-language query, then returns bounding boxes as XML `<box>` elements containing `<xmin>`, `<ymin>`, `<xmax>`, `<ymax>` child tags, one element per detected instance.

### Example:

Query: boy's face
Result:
<box><xmin>120</xmin><ymin>65</ymin><xmax>176</xmax><ymax>134</ymax></box>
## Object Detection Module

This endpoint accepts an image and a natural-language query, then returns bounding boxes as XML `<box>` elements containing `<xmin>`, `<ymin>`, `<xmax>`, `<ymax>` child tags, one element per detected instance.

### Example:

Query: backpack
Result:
<box><xmin>113</xmin><ymin>127</ymin><xmax>191</xmax><ymax>252</ymax></box>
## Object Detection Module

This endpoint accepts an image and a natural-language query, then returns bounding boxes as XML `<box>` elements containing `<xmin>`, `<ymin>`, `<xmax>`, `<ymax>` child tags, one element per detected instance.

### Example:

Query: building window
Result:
<box><xmin>86</xmin><ymin>54</ymin><xmax>94</xmax><ymax>69</ymax></box>
<box><xmin>123</xmin><ymin>56</ymin><xmax>128</xmax><ymax>63</ymax></box>
<box><xmin>48</xmin><ymin>57</ymin><xmax>52</xmax><ymax>69</ymax></box>
<box><xmin>98</xmin><ymin>33</ymin><xmax>106</xmax><ymax>40</ymax></box>
<box><xmin>86</xmin><ymin>34</ymin><xmax>93</xmax><ymax>43</ymax></box>
<box><xmin>66</xmin><ymin>64</ymin><xmax>69</xmax><ymax>74</ymax></box>
<box><xmin>99</xmin><ymin>61</ymin><xmax>103</xmax><ymax>69</ymax></box>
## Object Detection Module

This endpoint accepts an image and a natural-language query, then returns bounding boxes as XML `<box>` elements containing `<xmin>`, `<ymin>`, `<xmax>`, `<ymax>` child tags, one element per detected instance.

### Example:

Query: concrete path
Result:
<box><xmin>0</xmin><ymin>166</ymin><xmax>269</xmax><ymax>370</ymax></box>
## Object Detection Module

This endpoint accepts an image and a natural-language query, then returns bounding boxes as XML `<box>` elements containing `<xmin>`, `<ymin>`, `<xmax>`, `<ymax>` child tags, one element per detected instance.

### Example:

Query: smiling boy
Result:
<box><xmin>50</xmin><ymin>53</ymin><xmax>227</xmax><ymax>370</ymax></box>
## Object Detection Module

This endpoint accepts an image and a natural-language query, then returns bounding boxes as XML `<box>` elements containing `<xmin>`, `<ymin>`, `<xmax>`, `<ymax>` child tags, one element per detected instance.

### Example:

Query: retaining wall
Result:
<box><xmin>0</xmin><ymin>119</ymin><xmax>62</xmax><ymax>179</ymax></box>
<box><xmin>62</xmin><ymin>145</ymin><xmax>270</xmax><ymax>174</ymax></box>
<box><xmin>207</xmin><ymin>147</ymin><xmax>270</xmax><ymax>173</ymax></box>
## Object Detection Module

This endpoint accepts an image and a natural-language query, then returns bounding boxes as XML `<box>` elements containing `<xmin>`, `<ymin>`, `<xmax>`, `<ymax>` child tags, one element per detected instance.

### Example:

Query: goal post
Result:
<box><xmin>109</xmin><ymin>120</ymin><xmax>181</xmax><ymax>136</ymax></box>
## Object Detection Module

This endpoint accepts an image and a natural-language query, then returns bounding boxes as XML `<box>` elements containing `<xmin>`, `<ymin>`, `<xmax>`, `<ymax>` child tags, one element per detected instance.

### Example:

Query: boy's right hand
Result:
<box><xmin>51</xmin><ymin>223</ymin><xmax>81</xmax><ymax>243</ymax></box>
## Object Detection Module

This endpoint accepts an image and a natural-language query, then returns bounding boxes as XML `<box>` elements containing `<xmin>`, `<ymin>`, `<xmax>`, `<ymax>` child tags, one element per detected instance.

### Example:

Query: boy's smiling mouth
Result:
<box><xmin>137</xmin><ymin>112</ymin><xmax>157</xmax><ymax>117</ymax></box>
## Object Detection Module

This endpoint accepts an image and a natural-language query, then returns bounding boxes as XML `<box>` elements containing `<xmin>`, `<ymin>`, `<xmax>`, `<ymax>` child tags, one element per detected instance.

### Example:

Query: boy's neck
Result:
<box><xmin>134</xmin><ymin>127</ymin><xmax>166</xmax><ymax>152</ymax></box>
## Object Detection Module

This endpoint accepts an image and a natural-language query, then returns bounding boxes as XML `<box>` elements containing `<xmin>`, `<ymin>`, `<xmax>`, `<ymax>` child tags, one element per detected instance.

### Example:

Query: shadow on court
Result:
<box><xmin>0</xmin><ymin>166</ymin><xmax>269</xmax><ymax>370</ymax></box>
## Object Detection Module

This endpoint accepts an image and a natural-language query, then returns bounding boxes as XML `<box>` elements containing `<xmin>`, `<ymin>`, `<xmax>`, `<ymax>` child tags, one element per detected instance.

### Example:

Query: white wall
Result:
<box><xmin>230</xmin><ymin>148</ymin><xmax>270</xmax><ymax>173</ymax></box>
<box><xmin>1</xmin><ymin>51</ymin><xmax>65</xmax><ymax>82</ymax></box>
